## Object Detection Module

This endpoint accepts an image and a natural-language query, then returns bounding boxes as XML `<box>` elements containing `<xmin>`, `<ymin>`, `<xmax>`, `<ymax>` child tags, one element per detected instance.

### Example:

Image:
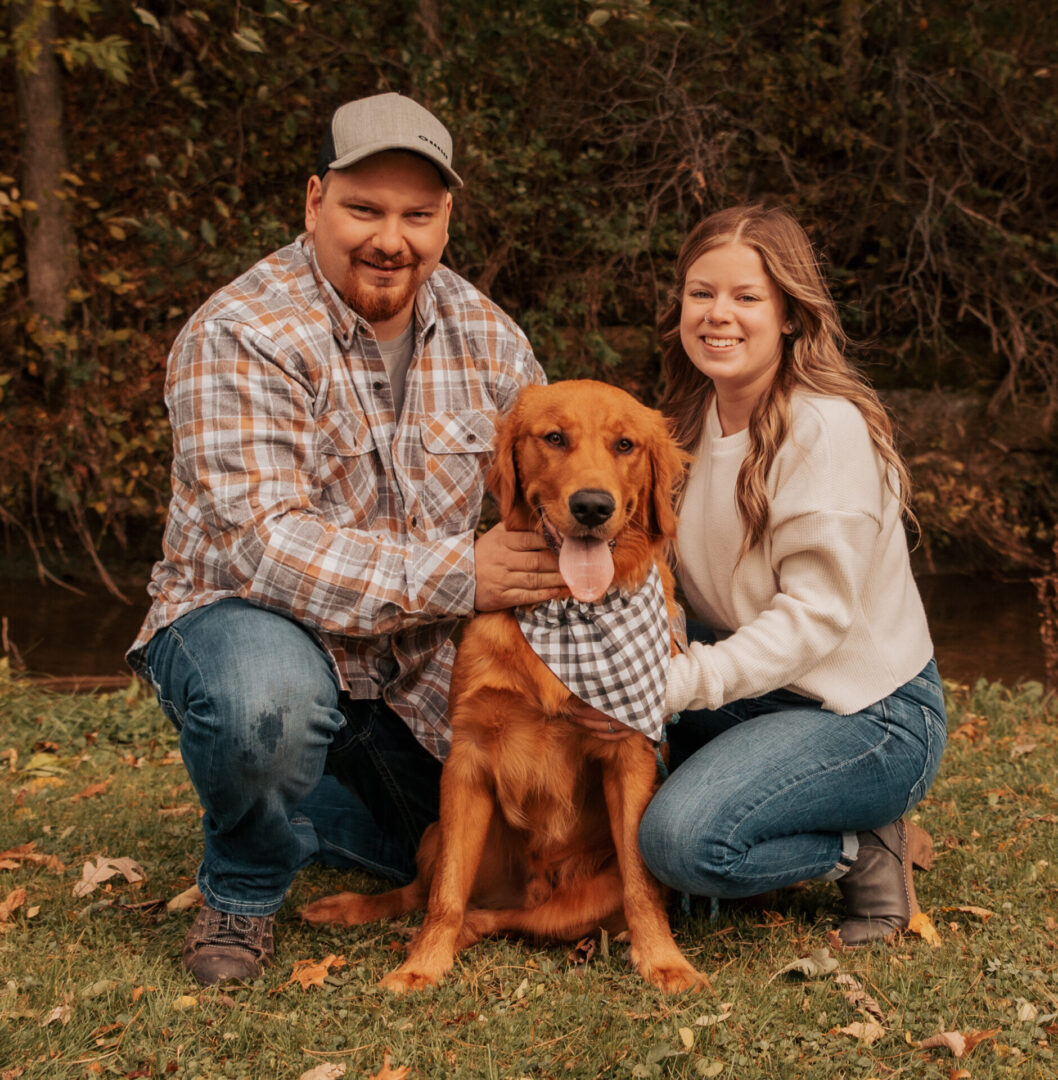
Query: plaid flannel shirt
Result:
<box><xmin>128</xmin><ymin>234</ymin><xmax>543</xmax><ymax>759</ymax></box>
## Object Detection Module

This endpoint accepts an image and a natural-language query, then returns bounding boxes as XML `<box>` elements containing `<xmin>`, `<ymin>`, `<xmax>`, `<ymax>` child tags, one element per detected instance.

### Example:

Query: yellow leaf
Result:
<box><xmin>908</xmin><ymin>911</ymin><xmax>941</xmax><ymax>946</ymax></box>
<box><xmin>166</xmin><ymin>883</ymin><xmax>203</xmax><ymax>912</ymax></box>
<box><xmin>173</xmin><ymin>995</ymin><xmax>198</xmax><ymax>1010</ymax></box>
<box><xmin>834</xmin><ymin>1020</ymin><xmax>886</xmax><ymax>1045</ymax></box>
<box><xmin>678</xmin><ymin>1026</ymin><xmax>694</xmax><ymax>1049</ymax></box>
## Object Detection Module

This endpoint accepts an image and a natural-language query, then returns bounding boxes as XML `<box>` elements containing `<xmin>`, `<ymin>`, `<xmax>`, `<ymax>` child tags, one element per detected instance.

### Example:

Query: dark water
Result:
<box><xmin>0</xmin><ymin>572</ymin><xmax>1047</xmax><ymax>688</ymax></box>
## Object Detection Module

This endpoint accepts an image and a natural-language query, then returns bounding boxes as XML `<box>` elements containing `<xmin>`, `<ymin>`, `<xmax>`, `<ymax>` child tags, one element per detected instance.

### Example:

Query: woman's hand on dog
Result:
<box><xmin>473</xmin><ymin>522</ymin><xmax>567</xmax><ymax>611</ymax></box>
<box><xmin>566</xmin><ymin>701</ymin><xmax>636</xmax><ymax>741</ymax></box>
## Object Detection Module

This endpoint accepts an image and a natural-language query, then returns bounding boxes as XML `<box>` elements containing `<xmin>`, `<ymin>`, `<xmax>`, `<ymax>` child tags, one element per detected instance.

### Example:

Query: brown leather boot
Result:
<box><xmin>836</xmin><ymin>820</ymin><xmax>934</xmax><ymax>946</ymax></box>
<box><xmin>182</xmin><ymin>903</ymin><xmax>275</xmax><ymax>985</ymax></box>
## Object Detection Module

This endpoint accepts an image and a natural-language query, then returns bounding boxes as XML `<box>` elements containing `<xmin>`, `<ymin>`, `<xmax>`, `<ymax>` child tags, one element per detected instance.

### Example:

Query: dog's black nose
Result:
<box><xmin>569</xmin><ymin>489</ymin><xmax>616</xmax><ymax>528</ymax></box>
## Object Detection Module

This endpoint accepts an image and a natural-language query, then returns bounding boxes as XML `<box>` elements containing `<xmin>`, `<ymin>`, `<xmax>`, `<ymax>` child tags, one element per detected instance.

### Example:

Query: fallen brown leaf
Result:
<box><xmin>568</xmin><ymin>936</ymin><xmax>596</xmax><ymax>970</ymax></box>
<box><xmin>41</xmin><ymin>1002</ymin><xmax>72</xmax><ymax>1026</ymax></box>
<box><xmin>950</xmin><ymin>1070</ymin><xmax>971</xmax><ymax>1080</ymax></box>
<box><xmin>367</xmin><ymin>1052</ymin><xmax>410</xmax><ymax>1080</ymax></box>
<box><xmin>0</xmin><ymin>887</ymin><xmax>27</xmax><ymax>923</ymax></box>
<box><xmin>834</xmin><ymin>973</ymin><xmax>887</xmax><ymax>1023</ymax></box>
<box><xmin>0</xmin><ymin>841</ymin><xmax>65</xmax><ymax>873</ymax></box>
<box><xmin>166</xmin><ymin>883</ymin><xmax>204</xmax><ymax>912</ymax></box>
<box><xmin>941</xmin><ymin>904</ymin><xmax>995</xmax><ymax>922</ymax></box>
<box><xmin>833</xmin><ymin>1020</ymin><xmax>886</xmax><ymax>1045</ymax></box>
<box><xmin>274</xmin><ymin>954</ymin><xmax>347</xmax><ymax>992</ymax></box>
<box><xmin>916</xmin><ymin>1027</ymin><xmax>1000</xmax><ymax>1058</ymax></box>
<box><xmin>72</xmin><ymin>856</ymin><xmax>146</xmax><ymax>898</ymax></box>
<box><xmin>299</xmin><ymin>1065</ymin><xmax>346</xmax><ymax>1080</ymax></box>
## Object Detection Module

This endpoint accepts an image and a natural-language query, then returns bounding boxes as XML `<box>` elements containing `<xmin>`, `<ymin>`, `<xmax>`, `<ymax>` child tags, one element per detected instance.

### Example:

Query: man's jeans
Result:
<box><xmin>141</xmin><ymin>598</ymin><xmax>441</xmax><ymax>917</ymax></box>
<box><xmin>638</xmin><ymin>658</ymin><xmax>947</xmax><ymax>898</ymax></box>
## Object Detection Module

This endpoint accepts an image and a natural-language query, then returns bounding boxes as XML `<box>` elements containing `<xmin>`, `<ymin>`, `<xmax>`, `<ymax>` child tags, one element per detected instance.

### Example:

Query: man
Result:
<box><xmin>128</xmin><ymin>93</ymin><xmax>566</xmax><ymax>985</ymax></box>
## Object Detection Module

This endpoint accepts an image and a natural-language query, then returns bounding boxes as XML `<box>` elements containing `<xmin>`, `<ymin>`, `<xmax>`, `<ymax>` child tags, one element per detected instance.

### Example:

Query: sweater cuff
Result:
<box><xmin>665</xmin><ymin>652</ymin><xmax>701</xmax><ymax>714</ymax></box>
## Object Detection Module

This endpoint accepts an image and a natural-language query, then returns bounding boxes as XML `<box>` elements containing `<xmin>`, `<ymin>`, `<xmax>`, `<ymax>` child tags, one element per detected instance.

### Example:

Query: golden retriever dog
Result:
<box><xmin>301</xmin><ymin>380</ymin><xmax>708</xmax><ymax>994</ymax></box>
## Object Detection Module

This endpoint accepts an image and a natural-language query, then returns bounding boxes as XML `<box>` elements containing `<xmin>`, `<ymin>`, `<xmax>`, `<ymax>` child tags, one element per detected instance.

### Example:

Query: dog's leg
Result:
<box><xmin>299</xmin><ymin>823</ymin><xmax>441</xmax><ymax>928</ymax></box>
<box><xmin>300</xmin><ymin>879</ymin><xmax>426</xmax><ymax>927</ymax></box>
<box><xmin>457</xmin><ymin>864</ymin><xmax>626</xmax><ymax>945</ymax></box>
<box><xmin>602</xmin><ymin>742</ymin><xmax>712</xmax><ymax>993</ymax></box>
<box><xmin>380</xmin><ymin>746</ymin><xmax>494</xmax><ymax>994</ymax></box>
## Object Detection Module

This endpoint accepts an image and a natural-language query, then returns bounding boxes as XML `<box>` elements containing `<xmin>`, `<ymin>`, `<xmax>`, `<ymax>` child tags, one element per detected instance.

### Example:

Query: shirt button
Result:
<box><xmin>467</xmin><ymin>433</ymin><xmax>476</xmax><ymax>443</ymax></box>
<box><xmin>373</xmin><ymin>380</ymin><xmax>384</xmax><ymax>391</ymax></box>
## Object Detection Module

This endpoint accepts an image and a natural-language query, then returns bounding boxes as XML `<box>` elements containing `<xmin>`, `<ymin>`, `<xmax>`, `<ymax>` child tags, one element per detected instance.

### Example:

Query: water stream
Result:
<box><xmin>0</xmin><ymin>572</ymin><xmax>1047</xmax><ymax>689</ymax></box>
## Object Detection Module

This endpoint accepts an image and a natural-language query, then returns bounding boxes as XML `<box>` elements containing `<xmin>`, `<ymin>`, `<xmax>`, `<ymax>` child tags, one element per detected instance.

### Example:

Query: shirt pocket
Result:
<box><xmin>419</xmin><ymin>409</ymin><xmax>497</xmax><ymax>533</ymax></box>
<box><xmin>316</xmin><ymin>411</ymin><xmax>379</xmax><ymax>521</ymax></box>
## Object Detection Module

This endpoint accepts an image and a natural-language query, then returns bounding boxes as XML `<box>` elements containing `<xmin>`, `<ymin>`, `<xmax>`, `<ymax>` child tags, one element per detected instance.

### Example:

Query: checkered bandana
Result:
<box><xmin>514</xmin><ymin>563</ymin><xmax>673</xmax><ymax>741</ymax></box>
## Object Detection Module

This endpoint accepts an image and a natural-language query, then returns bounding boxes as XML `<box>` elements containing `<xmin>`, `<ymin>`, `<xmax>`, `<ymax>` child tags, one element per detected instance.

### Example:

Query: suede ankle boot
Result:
<box><xmin>836</xmin><ymin>820</ymin><xmax>934</xmax><ymax>946</ymax></box>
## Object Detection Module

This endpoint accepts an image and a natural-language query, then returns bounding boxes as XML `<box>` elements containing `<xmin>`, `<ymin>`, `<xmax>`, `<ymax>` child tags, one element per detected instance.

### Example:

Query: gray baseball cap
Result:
<box><xmin>316</xmin><ymin>93</ymin><xmax>463</xmax><ymax>189</ymax></box>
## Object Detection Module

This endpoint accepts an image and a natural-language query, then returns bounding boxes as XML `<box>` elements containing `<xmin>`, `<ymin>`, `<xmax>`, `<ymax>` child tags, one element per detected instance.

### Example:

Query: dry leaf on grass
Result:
<box><xmin>772</xmin><ymin>947</ymin><xmax>838</xmax><ymax>981</ymax></box>
<box><xmin>568</xmin><ymin>936</ymin><xmax>596</xmax><ymax>970</ymax></box>
<box><xmin>915</xmin><ymin>1027</ymin><xmax>1000</xmax><ymax>1058</ymax></box>
<box><xmin>367</xmin><ymin>1052</ymin><xmax>410</xmax><ymax>1080</ymax></box>
<box><xmin>834</xmin><ymin>973</ymin><xmax>887</xmax><ymax>1023</ymax></box>
<box><xmin>72</xmin><ymin>856</ymin><xmax>146</xmax><ymax>898</ymax></box>
<box><xmin>940</xmin><ymin>905</ymin><xmax>995</xmax><ymax>922</ymax></box>
<box><xmin>41</xmin><ymin>1002</ymin><xmax>72</xmax><ymax>1026</ymax></box>
<box><xmin>833</xmin><ymin>1020</ymin><xmax>886</xmax><ymax>1045</ymax></box>
<box><xmin>0</xmin><ymin>841</ymin><xmax>65</xmax><ymax>873</ymax></box>
<box><xmin>907</xmin><ymin>911</ymin><xmax>941</xmax><ymax>946</ymax></box>
<box><xmin>299</xmin><ymin>1066</ymin><xmax>346</xmax><ymax>1080</ymax></box>
<box><xmin>166</xmin><ymin>883</ymin><xmax>204</xmax><ymax>912</ymax></box>
<box><xmin>274</xmin><ymin>954</ymin><xmax>347</xmax><ymax>993</ymax></box>
<box><xmin>70</xmin><ymin>780</ymin><xmax>111</xmax><ymax>801</ymax></box>
<box><xmin>0</xmin><ymin>887</ymin><xmax>27</xmax><ymax>923</ymax></box>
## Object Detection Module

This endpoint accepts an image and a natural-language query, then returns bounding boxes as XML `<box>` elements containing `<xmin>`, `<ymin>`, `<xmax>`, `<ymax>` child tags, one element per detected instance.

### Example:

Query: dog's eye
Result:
<box><xmin>615</xmin><ymin>438</ymin><xmax>635</xmax><ymax>454</ymax></box>
<box><xmin>544</xmin><ymin>431</ymin><xmax>566</xmax><ymax>447</ymax></box>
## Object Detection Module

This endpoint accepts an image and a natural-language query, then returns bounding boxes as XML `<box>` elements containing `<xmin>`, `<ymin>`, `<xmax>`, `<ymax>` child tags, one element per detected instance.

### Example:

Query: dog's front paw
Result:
<box><xmin>379</xmin><ymin>964</ymin><xmax>445</xmax><ymax>994</ymax></box>
<box><xmin>299</xmin><ymin>892</ymin><xmax>368</xmax><ymax>927</ymax></box>
<box><xmin>642</xmin><ymin>959</ymin><xmax>713</xmax><ymax>994</ymax></box>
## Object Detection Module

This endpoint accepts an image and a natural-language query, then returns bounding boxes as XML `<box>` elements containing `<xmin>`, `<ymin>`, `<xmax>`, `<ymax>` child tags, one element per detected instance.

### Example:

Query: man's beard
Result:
<box><xmin>339</xmin><ymin>247</ymin><xmax>425</xmax><ymax>325</ymax></box>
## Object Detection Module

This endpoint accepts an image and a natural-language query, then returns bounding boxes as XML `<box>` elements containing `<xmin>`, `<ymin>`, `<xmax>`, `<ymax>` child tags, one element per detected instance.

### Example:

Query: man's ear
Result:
<box><xmin>305</xmin><ymin>175</ymin><xmax>323</xmax><ymax>233</ymax></box>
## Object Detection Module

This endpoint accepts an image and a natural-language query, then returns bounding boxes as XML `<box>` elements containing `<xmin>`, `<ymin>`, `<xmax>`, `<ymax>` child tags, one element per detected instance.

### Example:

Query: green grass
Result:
<box><xmin>1</xmin><ymin>659</ymin><xmax>1056</xmax><ymax>1079</ymax></box>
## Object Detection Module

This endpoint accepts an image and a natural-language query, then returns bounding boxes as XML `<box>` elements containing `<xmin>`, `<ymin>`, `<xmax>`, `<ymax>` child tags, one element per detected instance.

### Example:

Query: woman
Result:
<box><xmin>640</xmin><ymin>204</ymin><xmax>946</xmax><ymax>945</ymax></box>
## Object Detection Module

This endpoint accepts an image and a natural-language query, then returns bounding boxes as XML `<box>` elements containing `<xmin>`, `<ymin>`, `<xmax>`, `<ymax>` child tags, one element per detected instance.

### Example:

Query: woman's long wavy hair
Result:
<box><xmin>657</xmin><ymin>204</ymin><xmax>915</xmax><ymax>561</ymax></box>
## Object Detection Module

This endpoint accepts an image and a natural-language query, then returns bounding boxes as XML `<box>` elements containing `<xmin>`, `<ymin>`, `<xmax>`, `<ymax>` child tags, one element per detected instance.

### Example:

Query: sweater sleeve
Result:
<box><xmin>666</xmin><ymin>398</ymin><xmax>887</xmax><ymax>713</ymax></box>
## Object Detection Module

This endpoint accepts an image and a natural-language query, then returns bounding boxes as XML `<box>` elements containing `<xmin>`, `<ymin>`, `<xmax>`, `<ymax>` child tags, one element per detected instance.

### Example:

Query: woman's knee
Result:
<box><xmin>639</xmin><ymin>788</ymin><xmax>733</xmax><ymax>893</ymax></box>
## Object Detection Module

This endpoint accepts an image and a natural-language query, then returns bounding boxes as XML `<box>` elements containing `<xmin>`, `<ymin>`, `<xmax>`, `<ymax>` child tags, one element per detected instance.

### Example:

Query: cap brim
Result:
<box><xmin>328</xmin><ymin>141</ymin><xmax>464</xmax><ymax>189</ymax></box>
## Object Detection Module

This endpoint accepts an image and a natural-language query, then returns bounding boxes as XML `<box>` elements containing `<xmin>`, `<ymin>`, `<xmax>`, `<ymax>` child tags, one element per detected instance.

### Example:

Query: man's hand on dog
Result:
<box><xmin>473</xmin><ymin>522</ymin><xmax>567</xmax><ymax>611</ymax></box>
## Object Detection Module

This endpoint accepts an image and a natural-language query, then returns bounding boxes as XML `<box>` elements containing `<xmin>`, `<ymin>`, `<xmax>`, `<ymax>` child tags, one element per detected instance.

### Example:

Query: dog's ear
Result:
<box><xmin>647</xmin><ymin>414</ymin><xmax>689</xmax><ymax>540</ymax></box>
<box><xmin>487</xmin><ymin>398</ymin><xmax>525</xmax><ymax>523</ymax></box>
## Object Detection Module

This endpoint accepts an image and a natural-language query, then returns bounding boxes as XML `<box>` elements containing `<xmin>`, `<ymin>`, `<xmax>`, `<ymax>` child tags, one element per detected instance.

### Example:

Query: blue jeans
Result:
<box><xmin>638</xmin><ymin>658</ymin><xmax>947</xmax><ymax>898</ymax></box>
<box><xmin>140</xmin><ymin>598</ymin><xmax>442</xmax><ymax>916</ymax></box>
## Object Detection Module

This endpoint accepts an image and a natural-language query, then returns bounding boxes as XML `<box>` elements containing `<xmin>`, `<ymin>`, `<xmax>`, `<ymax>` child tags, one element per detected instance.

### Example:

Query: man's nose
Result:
<box><xmin>373</xmin><ymin>215</ymin><xmax>405</xmax><ymax>256</ymax></box>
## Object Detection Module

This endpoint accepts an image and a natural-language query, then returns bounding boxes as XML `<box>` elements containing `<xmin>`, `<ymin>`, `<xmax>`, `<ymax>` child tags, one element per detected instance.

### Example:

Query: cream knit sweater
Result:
<box><xmin>665</xmin><ymin>392</ymin><xmax>934</xmax><ymax>716</ymax></box>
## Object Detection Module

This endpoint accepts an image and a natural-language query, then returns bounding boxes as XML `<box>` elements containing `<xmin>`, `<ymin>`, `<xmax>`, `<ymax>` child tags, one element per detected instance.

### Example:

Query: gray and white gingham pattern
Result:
<box><xmin>515</xmin><ymin>563</ymin><xmax>673</xmax><ymax>741</ymax></box>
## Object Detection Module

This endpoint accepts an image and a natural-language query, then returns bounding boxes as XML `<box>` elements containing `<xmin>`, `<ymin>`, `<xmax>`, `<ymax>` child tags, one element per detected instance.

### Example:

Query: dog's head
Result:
<box><xmin>488</xmin><ymin>380</ymin><xmax>687</xmax><ymax>601</ymax></box>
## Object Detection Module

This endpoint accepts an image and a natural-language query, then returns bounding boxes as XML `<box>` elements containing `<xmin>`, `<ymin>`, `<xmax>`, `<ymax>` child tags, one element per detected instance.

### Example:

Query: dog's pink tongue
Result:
<box><xmin>559</xmin><ymin>537</ymin><xmax>614</xmax><ymax>602</ymax></box>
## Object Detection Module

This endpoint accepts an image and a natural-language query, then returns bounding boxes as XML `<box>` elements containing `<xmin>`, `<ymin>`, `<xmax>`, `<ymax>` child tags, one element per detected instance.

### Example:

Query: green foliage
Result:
<box><xmin>1</xmin><ymin>0</ymin><xmax>1057</xmax><ymax>569</ymax></box>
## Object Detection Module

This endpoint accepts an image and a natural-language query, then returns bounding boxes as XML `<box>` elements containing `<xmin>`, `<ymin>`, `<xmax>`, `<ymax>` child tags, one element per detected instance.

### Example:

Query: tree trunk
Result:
<box><xmin>838</xmin><ymin>0</ymin><xmax>864</xmax><ymax>101</ymax></box>
<box><xmin>12</xmin><ymin>0</ymin><xmax>77</xmax><ymax>327</ymax></box>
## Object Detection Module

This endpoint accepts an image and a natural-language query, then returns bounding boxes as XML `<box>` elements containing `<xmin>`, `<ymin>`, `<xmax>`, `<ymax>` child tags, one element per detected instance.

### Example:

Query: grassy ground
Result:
<box><xmin>1</xmin><ymin>659</ymin><xmax>1056</xmax><ymax>1080</ymax></box>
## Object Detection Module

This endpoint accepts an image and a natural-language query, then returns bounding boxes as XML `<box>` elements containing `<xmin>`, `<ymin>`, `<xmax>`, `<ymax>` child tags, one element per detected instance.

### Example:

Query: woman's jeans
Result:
<box><xmin>638</xmin><ymin>658</ymin><xmax>947</xmax><ymax>899</ymax></box>
<box><xmin>140</xmin><ymin>598</ymin><xmax>442</xmax><ymax>917</ymax></box>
